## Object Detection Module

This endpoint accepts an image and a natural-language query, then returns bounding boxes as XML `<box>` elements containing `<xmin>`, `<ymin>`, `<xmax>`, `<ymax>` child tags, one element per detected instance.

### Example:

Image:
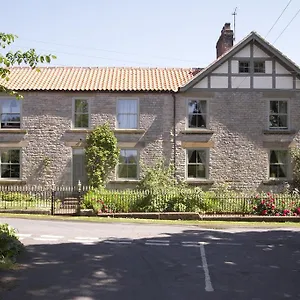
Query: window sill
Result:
<box><xmin>181</xmin><ymin>129</ymin><xmax>214</xmax><ymax>134</ymax></box>
<box><xmin>0</xmin><ymin>129</ymin><xmax>27</xmax><ymax>134</ymax></box>
<box><xmin>114</xmin><ymin>129</ymin><xmax>145</xmax><ymax>134</ymax></box>
<box><xmin>262</xmin><ymin>179</ymin><xmax>290</xmax><ymax>185</ymax></box>
<box><xmin>65</xmin><ymin>129</ymin><xmax>91</xmax><ymax>133</ymax></box>
<box><xmin>0</xmin><ymin>180</ymin><xmax>26</xmax><ymax>185</ymax></box>
<box><xmin>109</xmin><ymin>180</ymin><xmax>140</xmax><ymax>184</ymax></box>
<box><xmin>263</xmin><ymin>130</ymin><xmax>296</xmax><ymax>135</ymax></box>
<box><xmin>186</xmin><ymin>179</ymin><xmax>214</xmax><ymax>185</ymax></box>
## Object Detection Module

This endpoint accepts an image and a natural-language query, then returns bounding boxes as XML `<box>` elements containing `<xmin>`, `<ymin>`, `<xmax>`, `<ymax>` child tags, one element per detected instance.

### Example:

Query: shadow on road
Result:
<box><xmin>1</xmin><ymin>228</ymin><xmax>300</xmax><ymax>300</ymax></box>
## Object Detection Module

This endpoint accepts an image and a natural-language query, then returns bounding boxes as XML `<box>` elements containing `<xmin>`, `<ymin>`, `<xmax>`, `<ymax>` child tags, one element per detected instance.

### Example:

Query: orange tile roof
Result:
<box><xmin>3</xmin><ymin>67</ymin><xmax>199</xmax><ymax>92</ymax></box>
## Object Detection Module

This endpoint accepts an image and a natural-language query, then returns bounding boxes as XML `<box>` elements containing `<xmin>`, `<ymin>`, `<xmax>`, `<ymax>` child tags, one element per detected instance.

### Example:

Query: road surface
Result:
<box><xmin>1</xmin><ymin>217</ymin><xmax>300</xmax><ymax>300</ymax></box>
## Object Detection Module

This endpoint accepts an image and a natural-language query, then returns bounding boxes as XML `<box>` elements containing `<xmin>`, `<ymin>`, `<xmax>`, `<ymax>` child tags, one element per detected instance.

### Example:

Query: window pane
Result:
<box><xmin>118</xmin><ymin>114</ymin><xmax>137</xmax><ymax>129</ymax></box>
<box><xmin>188</xmin><ymin>165</ymin><xmax>205</xmax><ymax>178</ymax></box>
<box><xmin>117</xmin><ymin>100</ymin><xmax>138</xmax><ymax>114</ymax></box>
<box><xmin>10</xmin><ymin>150</ymin><xmax>20</xmax><ymax>163</ymax></box>
<box><xmin>188</xmin><ymin>100</ymin><xmax>207</xmax><ymax>128</ymax></box>
<box><xmin>278</xmin><ymin>115</ymin><xmax>288</xmax><ymax>128</ymax></box>
<box><xmin>2</xmin><ymin>99</ymin><xmax>20</xmax><ymax>114</ymax></box>
<box><xmin>270</xmin><ymin>101</ymin><xmax>278</xmax><ymax>113</ymax></box>
<box><xmin>1</xmin><ymin>151</ymin><xmax>10</xmax><ymax>163</ymax></box>
<box><xmin>279</xmin><ymin>101</ymin><xmax>287</xmax><ymax>114</ymax></box>
<box><xmin>75</xmin><ymin>99</ymin><xmax>88</xmax><ymax>113</ymax></box>
<box><xmin>254</xmin><ymin>62</ymin><xmax>265</xmax><ymax>73</ymax></box>
<box><xmin>75</xmin><ymin>114</ymin><xmax>89</xmax><ymax>128</ymax></box>
<box><xmin>127</xmin><ymin>165</ymin><xmax>137</xmax><ymax>178</ymax></box>
<box><xmin>1</xmin><ymin>165</ymin><xmax>20</xmax><ymax>178</ymax></box>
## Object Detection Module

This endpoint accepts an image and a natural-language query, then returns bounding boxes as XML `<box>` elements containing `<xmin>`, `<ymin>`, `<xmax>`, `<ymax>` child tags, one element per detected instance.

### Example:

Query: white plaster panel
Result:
<box><xmin>231</xmin><ymin>60</ymin><xmax>239</xmax><ymax>73</ymax></box>
<box><xmin>253</xmin><ymin>77</ymin><xmax>272</xmax><ymax>89</ymax></box>
<box><xmin>253</xmin><ymin>45</ymin><xmax>269</xmax><ymax>58</ymax></box>
<box><xmin>231</xmin><ymin>76</ymin><xmax>250</xmax><ymax>88</ymax></box>
<box><xmin>233</xmin><ymin>45</ymin><xmax>251</xmax><ymax>57</ymax></box>
<box><xmin>193</xmin><ymin>77</ymin><xmax>208</xmax><ymax>88</ymax></box>
<box><xmin>296</xmin><ymin>79</ymin><xmax>300</xmax><ymax>89</ymax></box>
<box><xmin>276</xmin><ymin>76</ymin><xmax>293</xmax><ymax>89</ymax></box>
<box><xmin>211</xmin><ymin>76</ymin><xmax>228</xmax><ymax>88</ymax></box>
<box><xmin>265</xmin><ymin>61</ymin><xmax>272</xmax><ymax>74</ymax></box>
<box><xmin>275</xmin><ymin>62</ymin><xmax>290</xmax><ymax>74</ymax></box>
<box><xmin>212</xmin><ymin>62</ymin><xmax>228</xmax><ymax>74</ymax></box>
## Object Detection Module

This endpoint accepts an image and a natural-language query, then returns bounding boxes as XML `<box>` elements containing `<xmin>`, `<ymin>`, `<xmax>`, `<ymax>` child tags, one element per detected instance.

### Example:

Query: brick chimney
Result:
<box><xmin>216</xmin><ymin>23</ymin><xmax>234</xmax><ymax>58</ymax></box>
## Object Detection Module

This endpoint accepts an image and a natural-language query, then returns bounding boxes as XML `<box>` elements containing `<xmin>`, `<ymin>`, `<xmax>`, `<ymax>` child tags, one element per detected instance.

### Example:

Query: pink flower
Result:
<box><xmin>275</xmin><ymin>213</ymin><xmax>280</xmax><ymax>216</ymax></box>
<box><xmin>255</xmin><ymin>194</ymin><xmax>260</xmax><ymax>199</ymax></box>
<box><xmin>294</xmin><ymin>213</ymin><xmax>298</xmax><ymax>216</ymax></box>
<box><xmin>296</xmin><ymin>208</ymin><xmax>300</xmax><ymax>215</ymax></box>
<box><xmin>261</xmin><ymin>200</ymin><xmax>265</xmax><ymax>205</ymax></box>
<box><xmin>262</xmin><ymin>210</ymin><xmax>267</xmax><ymax>215</ymax></box>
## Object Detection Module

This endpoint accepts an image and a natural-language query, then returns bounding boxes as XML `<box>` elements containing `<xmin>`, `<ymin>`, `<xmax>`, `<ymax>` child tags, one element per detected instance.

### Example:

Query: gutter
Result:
<box><xmin>171</xmin><ymin>92</ymin><xmax>176</xmax><ymax>179</ymax></box>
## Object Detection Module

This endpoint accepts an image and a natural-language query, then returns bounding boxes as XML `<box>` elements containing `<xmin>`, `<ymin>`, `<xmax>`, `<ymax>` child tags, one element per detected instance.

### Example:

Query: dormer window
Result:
<box><xmin>239</xmin><ymin>61</ymin><xmax>250</xmax><ymax>73</ymax></box>
<box><xmin>254</xmin><ymin>61</ymin><xmax>265</xmax><ymax>73</ymax></box>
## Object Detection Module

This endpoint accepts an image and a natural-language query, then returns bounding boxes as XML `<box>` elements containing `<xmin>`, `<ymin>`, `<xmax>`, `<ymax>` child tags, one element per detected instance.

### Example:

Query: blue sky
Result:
<box><xmin>2</xmin><ymin>0</ymin><xmax>300</xmax><ymax>68</ymax></box>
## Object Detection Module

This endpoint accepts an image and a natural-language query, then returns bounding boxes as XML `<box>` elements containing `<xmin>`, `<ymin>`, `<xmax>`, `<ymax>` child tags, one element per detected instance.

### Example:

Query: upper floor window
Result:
<box><xmin>0</xmin><ymin>99</ymin><xmax>20</xmax><ymax>129</ymax></box>
<box><xmin>254</xmin><ymin>61</ymin><xmax>265</xmax><ymax>73</ymax></box>
<box><xmin>188</xmin><ymin>100</ymin><xmax>207</xmax><ymax>129</ymax></box>
<box><xmin>73</xmin><ymin>99</ymin><xmax>89</xmax><ymax>128</ymax></box>
<box><xmin>269</xmin><ymin>150</ymin><xmax>288</xmax><ymax>179</ymax></box>
<box><xmin>117</xmin><ymin>149</ymin><xmax>138</xmax><ymax>179</ymax></box>
<box><xmin>269</xmin><ymin>100</ymin><xmax>288</xmax><ymax>130</ymax></box>
<box><xmin>0</xmin><ymin>149</ymin><xmax>20</xmax><ymax>179</ymax></box>
<box><xmin>239</xmin><ymin>61</ymin><xmax>250</xmax><ymax>73</ymax></box>
<box><xmin>117</xmin><ymin>99</ymin><xmax>138</xmax><ymax>129</ymax></box>
<box><xmin>187</xmin><ymin>149</ymin><xmax>207</xmax><ymax>179</ymax></box>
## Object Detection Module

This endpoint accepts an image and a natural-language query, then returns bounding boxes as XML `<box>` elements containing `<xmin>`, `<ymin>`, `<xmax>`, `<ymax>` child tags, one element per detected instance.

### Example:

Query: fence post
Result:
<box><xmin>51</xmin><ymin>183</ymin><xmax>55</xmax><ymax>216</ymax></box>
<box><xmin>242</xmin><ymin>195</ymin><xmax>247</xmax><ymax>217</ymax></box>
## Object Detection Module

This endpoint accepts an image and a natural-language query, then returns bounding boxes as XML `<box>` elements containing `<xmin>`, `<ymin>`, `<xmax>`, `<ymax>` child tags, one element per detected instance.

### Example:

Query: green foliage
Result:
<box><xmin>137</xmin><ymin>160</ymin><xmax>178</xmax><ymax>191</ymax></box>
<box><xmin>290</xmin><ymin>147</ymin><xmax>300</xmax><ymax>189</ymax></box>
<box><xmin>0</xmin><ymin>32</ymin><xmax>56</xmax><ymax>98</ymax></box>
<box><xmin>0</xmin><ymin>192</ymin><xmax>38</xmax><ymax>202</ymax></box>
<box><xmin>85</xmin><ymin>124</ymin><xmax>120</xmax><ymax>188</ymax></box>
<box><xmin>0</xmin><ymin>223</ymin><xmax>23</xmax><ymax>263</ymax></box>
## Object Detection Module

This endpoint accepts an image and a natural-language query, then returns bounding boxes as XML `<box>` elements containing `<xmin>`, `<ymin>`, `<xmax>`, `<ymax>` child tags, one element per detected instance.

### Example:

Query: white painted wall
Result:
<box><xmin>276</xmin><ymin>76</ymin><xmax>293</xmax><ymax>89</ymax></box>
<box><xmin>253</xmin><ymin>45</ymin><xmax>269</xmax><ymax>58</ymax></box>
<box><xmin>265</xmin><ymin>61</ymin><xmax>272</xmax><ymax>74</ymax></box>
<box><xmin>212</xmin><ymin>62</ymin><xmax>228</xmax><ymax>74</ymax></box>
<box><xmin>193</xmin><ymin>77</ymin><xmax>208</xmax><ymax>88</ymax></box>
<box><xmin>231</xmin><ymin>60</ymin><xmax>239</xmax><ymax>73</ymax></box>
<box><xmin>231</xmin><ymin>76</ymin><xmax>250</xmax><ymax>88</ymax></box>
<box><xmin>253</xmin><ymin>77</ymin><xmax>272</xmax><ymax>89</ymax></box>
<box><xmin>296</xmin><ymin>79</ymin><xmax>300</xmax><ymax>89</ymax></box>
<box><xmin>275</xmin><ymin>62</ymin><xmax>290</xmax><ymax>74</ymax></box>
<box><xmin>233</xmin><ymin>45</ymin><xmax>251</xmax><ymax>57</ymax></box>
<box><xmin>211</xmin><ymin>76</ymin><xmax>228</xmax><ymax>88</ymax></box>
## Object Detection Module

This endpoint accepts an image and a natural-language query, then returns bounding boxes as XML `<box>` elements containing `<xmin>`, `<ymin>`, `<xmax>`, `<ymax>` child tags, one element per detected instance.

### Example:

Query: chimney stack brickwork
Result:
<box><xmin>216</xmin><ymin>23</ymin><xmax>234</xmax><ymax>58</ymax></box>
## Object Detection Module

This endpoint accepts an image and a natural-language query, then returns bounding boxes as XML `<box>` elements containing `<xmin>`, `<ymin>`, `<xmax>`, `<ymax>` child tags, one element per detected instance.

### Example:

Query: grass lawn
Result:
<box><xmin>1</xmin><ymin>213</ymin><xmax>300</xmax><ymax>228</ymax></box>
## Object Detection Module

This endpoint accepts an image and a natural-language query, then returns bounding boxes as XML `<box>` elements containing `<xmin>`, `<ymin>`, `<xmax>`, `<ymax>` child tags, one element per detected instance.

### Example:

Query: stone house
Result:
<box><xmin>1</xmin><ymin>23</ymin><xmax>300</xmax><ymax>191</ymax></box>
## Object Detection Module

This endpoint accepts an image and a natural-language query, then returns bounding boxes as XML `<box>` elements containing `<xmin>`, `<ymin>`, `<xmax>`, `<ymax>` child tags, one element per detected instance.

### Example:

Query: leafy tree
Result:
<box><xmin>85</xmin><ymin>124</ymin><xmax>120</xmax><ymax>188</ymax></box>
<box><xmin>0</xmin><ymin>33</ymin><xmax>56</xmax><ymax>98</ymax></box>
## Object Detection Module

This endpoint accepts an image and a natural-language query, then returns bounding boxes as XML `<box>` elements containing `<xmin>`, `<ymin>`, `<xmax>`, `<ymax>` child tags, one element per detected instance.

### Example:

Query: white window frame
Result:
<box><xmin>186</xmin><ymin>98</ymin><xmax>209</xmax><ymax>130</ymax></box>
<box><xmin>185</xmin><ymin>148</ymin><xmax>209</xmax><ymax>180</ymax></box>
<box><xmin>72</xmin><ymin>97</ymin><xmax>91</xmax><ymax>129</ymax></box>
<box><xmin>268</xmin><ymin>149</ymin><xmax>289</xmax><ymax>180</ymax></box>
<box><xmin>116</xmin><ymin>148</ymin><xmax>139</xmax><ymax>180</ymax></box>
<box><xmin>116</xmin><ymin>98</ymin><xmax>139</xmax><ymax>129</ymax></box>
<box><xmin>0</xmin><ymin>97</ymin><xmax>22</xmax><ymax>129</ymax></box>
<box><xmin>268</xmin><ymin>99</ymin><xmax>290</xmax><ymax>130</ymax></box>
<box><xmin>0</xmin><ymin>148</ymin><xmax>21</xmax><ymax>180</ymax></box>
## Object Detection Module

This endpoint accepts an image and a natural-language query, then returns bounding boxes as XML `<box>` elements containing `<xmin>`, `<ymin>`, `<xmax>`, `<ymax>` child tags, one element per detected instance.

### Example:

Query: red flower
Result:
<box><xmin>262</xmin><ymin>210</ymin><xmax>267</xmax><ymax>215</ymax></box>
<box><xmin>296</xmin><ymin>208</ymin><xmax>300</xmax><ymax>215</ymax></box>
<box><xmin>261</xmin><ymin>200</ymin><xmax>265</xmax><ymax>205</ymax></box>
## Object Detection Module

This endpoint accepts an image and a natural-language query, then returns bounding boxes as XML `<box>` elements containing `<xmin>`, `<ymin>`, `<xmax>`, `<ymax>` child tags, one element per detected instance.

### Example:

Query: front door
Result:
<box><xmin>72</xmin><ymin>148</ymin><xmax>88</xmax><ymax>187</ymax></box>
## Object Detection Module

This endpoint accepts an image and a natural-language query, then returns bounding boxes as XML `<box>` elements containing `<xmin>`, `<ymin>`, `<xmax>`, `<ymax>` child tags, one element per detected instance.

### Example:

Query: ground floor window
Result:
<box><xmin>269</xmin><ymin>150</ymin><xmax>288</xmax><ymax>179</ymax></box>
<box><xmin>72</xmin><ymin>148</ymin><xmax>88</xmax><ymax>186</ymax></box>
<box><xmin>0</xmin><ymin>149</ymin><xmax>20</xmax><ymax>178</ymax></box>
<box><xmin>187</xmin><ymin>149</ymin><xmax>207</xmax><ymax>179</ymax></box>
<box><xmin>117</xmin><ymin>149</ymin><xmax>138</xmax><ymax>179</ymax></box>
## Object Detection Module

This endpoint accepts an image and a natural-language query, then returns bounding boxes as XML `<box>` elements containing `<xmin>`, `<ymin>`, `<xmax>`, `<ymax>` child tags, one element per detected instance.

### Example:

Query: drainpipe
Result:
<box><xmin>171</xmin><ymin>92</ymin><xmax>176</xmax><ymax>179</ymax></box>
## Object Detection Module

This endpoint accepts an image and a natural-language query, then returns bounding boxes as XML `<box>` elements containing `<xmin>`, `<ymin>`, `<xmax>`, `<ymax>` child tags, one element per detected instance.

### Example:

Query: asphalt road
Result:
<box><xmin>1</xmin><ymin>217</ymin><xmax>300</xmax><ymax>300</ymax></box>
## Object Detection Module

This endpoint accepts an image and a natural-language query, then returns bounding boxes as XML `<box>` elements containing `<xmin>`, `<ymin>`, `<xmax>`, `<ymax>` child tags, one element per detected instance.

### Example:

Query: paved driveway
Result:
<box><xmin>1</xmin><ymin>217</ymin><xmax>300</xmax><ymax>300</ymax></box>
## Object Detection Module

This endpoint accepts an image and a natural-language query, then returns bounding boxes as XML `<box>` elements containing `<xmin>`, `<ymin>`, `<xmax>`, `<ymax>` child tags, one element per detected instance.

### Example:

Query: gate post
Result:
<box><xmin>77</xmin><ymin>180</ymin><xmax>82</xmax><ymax>215</ymax></box>
<box><xmin>51</xmin><ymin>183</ymin><xmax>55</xmax><ymax>216</ymax></box>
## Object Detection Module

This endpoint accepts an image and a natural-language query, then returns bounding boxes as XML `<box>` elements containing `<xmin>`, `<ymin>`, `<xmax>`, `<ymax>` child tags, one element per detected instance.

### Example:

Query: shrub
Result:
<box><xmin>85</xmin><ymin>124</ymin><xmax>119</xmax><ymax>188</ymax></box>
<box><xmin>0</xmin><ymin>192</ymin><xmax>38</xmax><ymax>202</ymax></box>
<box><xmin>0</xmin><ymin>224</ymin><xmax>23</xmax><ymax>263</ymax></box>
<box><xmin>251</xmin><ymin>192</ymin><xmax>300</xmax><ymax>216</ymax></box>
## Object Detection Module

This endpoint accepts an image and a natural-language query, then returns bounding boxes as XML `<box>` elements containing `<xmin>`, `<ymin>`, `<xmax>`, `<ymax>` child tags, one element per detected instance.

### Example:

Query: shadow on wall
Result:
<box><xmin>1</xmin><ymin>228</ymin><xmax>300</xmax><ymax>299</ymax></box>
